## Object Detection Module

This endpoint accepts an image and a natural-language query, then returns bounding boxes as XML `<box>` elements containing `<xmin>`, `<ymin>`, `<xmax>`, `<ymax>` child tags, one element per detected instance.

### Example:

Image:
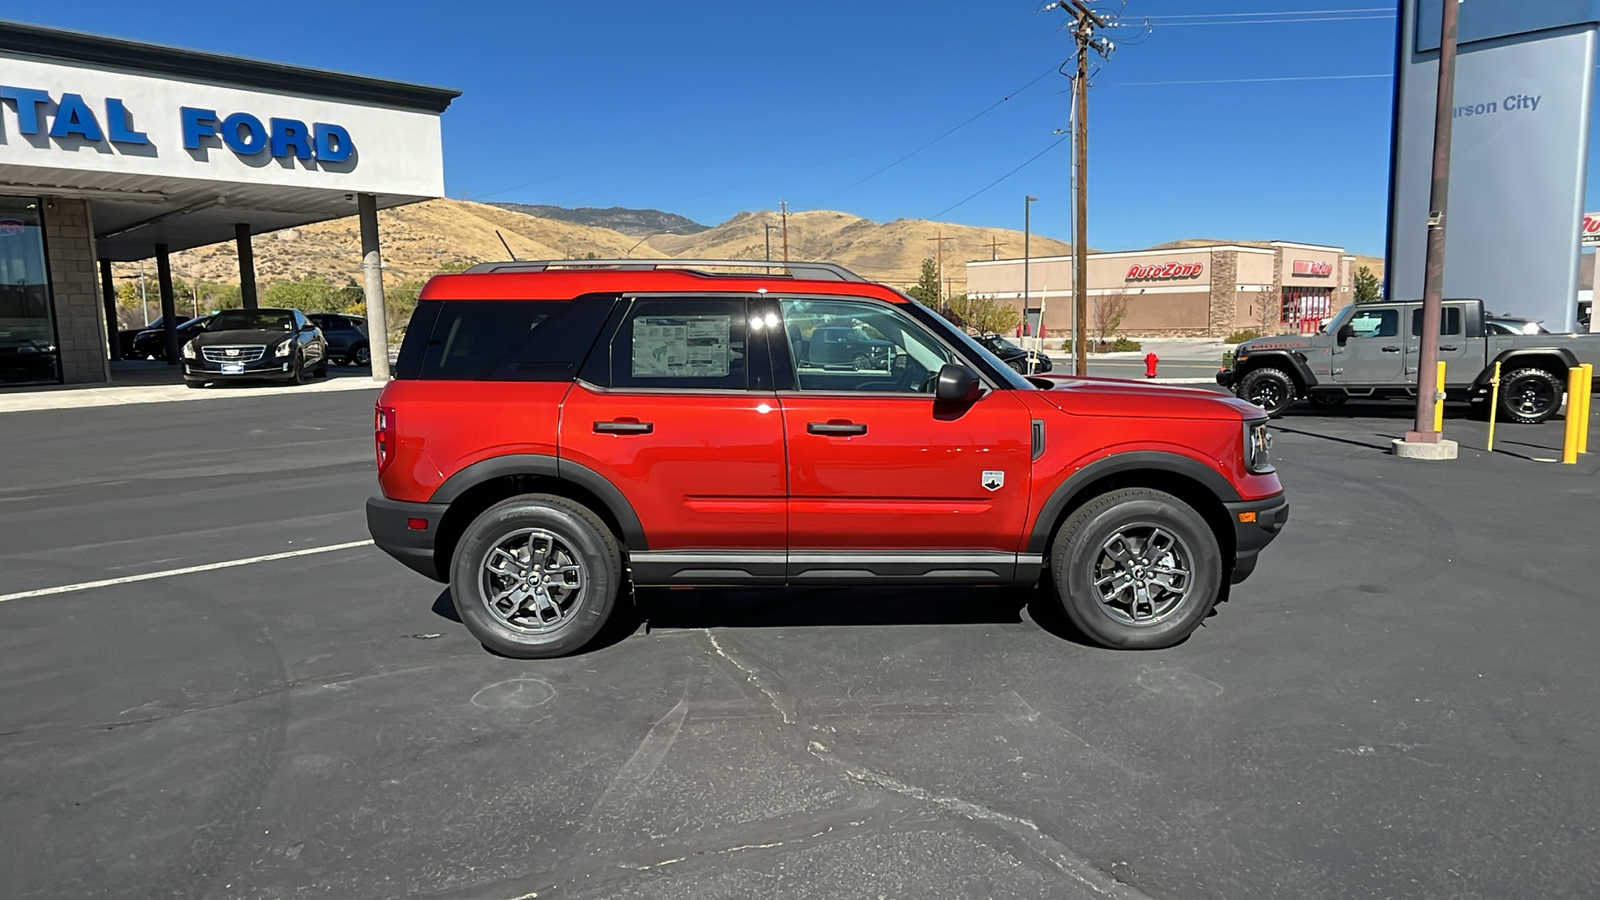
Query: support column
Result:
<box><xmin>358</xmin><ymin>194</ymin><xmax>391</xmax><ymax>380</ymax></box>
<box><xmin>100</xmin><ymin>258</ymin><xmax>122</xmax><ymax>361</ymax></box>
<box><xmin>236</xmin><ymin>223</ymin><xmax>258</xmax><ymax>309</ymax></box>
<box><xmin>155</xmin><ymin>245</ymin><xmax>179</xmax><ymax>366</ymax></box>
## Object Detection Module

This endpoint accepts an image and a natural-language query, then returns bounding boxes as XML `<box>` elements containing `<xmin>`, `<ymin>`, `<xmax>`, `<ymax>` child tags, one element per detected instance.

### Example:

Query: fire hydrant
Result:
<box><xmin>1144</xmin><ymin>352</ymin><xmax>1159</xmax><ymax>379</ymax></box>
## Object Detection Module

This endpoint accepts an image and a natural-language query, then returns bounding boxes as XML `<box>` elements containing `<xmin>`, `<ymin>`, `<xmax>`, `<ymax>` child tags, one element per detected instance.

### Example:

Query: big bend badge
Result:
<box><xmin>981</xmin><ymin>470</ymin><xmax>1004</xmax><ymax>491</ymax></box>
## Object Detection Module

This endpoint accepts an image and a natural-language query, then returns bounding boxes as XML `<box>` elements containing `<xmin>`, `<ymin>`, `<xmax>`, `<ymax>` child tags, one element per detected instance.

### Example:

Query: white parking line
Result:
<box><xmin>0</xmin><ymin>540</ymin><xmax>376</xmax><ymax>604</ymax></box>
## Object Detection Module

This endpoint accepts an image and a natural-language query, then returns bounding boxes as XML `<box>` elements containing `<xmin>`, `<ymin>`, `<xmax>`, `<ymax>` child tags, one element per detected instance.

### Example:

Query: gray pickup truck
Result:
<box><xmin>1218</xmin><ymin>299</ymin><xmax>1600</xmax><ymax>424</ymax></box>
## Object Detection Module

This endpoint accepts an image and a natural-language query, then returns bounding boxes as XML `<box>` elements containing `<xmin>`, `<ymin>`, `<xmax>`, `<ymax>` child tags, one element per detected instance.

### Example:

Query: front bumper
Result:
<box><xmin>1216</xmin><ymin>369</ymin><xmax>1236</xmax><ymax>389</ymax></box>
<box><xmin>185</xmin><ymin>358</ymin><xmax>296</xmax><ymax>381</ymax></box>
<box><xmin>367</xmin><ymin>496</ymin><xmax>449</xmax><ymax>582</ymax></box>
<box><xmin>1223</xmin><ymin>492</ymin><xmax>1289</xmax><ymax>584</ymax></box>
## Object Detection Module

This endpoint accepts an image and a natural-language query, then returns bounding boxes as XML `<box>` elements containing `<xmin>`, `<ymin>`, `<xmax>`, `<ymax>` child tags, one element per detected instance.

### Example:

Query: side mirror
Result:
<box><xmin>1336</xmin><ymin>323</ymin><xmax>1353</xmax><ymax>346</ymax></box>
<box><xmin>301</xmin><ymin>323</ymin><xmax>317</xmax><ymax>332</ymax></box>
<box><xmin>935</xmin><ymin>363</ymin><xmax>982</xmax><ymax>403</ymax></box>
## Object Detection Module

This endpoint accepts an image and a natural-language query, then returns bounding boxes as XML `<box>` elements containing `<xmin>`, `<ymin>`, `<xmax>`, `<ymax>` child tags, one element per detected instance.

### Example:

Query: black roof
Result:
<box><xmin>0</xmin><ymin>19</ymin><xmax>460</xmax><ymax>114</ymax></box>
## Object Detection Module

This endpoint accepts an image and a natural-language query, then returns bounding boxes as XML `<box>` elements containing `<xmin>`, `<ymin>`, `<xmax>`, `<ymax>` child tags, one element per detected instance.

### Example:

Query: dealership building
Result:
<box><xmin>0</xmin><ymin>20</ymin><xmax>457</xmax><ymax>386</ymax></box>
<box><xmin>966</xmin><ymin>241</ymin><xmax>1358</xmax><ymax>339</ymax></box>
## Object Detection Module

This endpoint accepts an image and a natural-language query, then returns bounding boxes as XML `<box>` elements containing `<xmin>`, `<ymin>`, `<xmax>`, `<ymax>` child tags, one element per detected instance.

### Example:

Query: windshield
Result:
<box><xmin>986</xmin><ymin>334</ymin><xmax>1024</xmax><ymax>352</ymax></box>
<box><xmin>208</xmin><ymin>309</ymin><xmax>296</xmax><ymax>332</ymax></box>
<box><xmin>906</xmin><ymin>300</ymin><xmax>1035</xmax><ymax>390</ymax></box>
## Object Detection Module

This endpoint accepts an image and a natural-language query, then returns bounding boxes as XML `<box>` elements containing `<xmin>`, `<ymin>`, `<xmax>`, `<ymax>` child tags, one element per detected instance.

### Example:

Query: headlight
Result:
<box><xmin>182</xmin><ymin>341</ymin><xmax>196</xmax><ymax>359</ymax></box>
<box><xmin>1244</xmin><ymin>420</ymin><xmax>1274</xmax><ymax>474</ymax></box>
<box><xmin>274</xmin><ymin>339</ymin><xmax>294</xmax><ymax>358</ymax></box>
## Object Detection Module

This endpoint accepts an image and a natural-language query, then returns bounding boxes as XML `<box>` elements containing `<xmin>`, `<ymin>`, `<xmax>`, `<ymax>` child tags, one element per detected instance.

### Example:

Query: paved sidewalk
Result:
<box><xmin>0</xmin><ymin>365</ymin><xmax>382</xmax><ymax>414</ymax></box>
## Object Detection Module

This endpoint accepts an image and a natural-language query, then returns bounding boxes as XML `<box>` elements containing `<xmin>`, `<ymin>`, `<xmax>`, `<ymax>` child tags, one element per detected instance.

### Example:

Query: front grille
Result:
<box><xmin>203</xmin><ymin>345</ymin><xmax>266</xmax><ymax>363</ymax></box>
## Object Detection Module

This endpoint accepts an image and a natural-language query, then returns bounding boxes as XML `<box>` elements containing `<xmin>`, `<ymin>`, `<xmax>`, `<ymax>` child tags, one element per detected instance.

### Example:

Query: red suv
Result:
<box><xmin>367</xmin><ymin>260</ymin><xmax>1287</xmax><ymax>657</ymax></box>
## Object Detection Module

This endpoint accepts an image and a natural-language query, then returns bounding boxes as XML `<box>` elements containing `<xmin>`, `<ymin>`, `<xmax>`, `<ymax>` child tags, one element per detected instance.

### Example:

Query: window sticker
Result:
<box><xmin>631</xmin><ymin>315</ymin><xmax>731</xmax><ymax>377</ymax></box>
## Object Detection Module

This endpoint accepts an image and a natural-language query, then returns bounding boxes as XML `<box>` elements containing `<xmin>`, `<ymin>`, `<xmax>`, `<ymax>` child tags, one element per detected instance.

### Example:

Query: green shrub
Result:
<box><xmin>1223</xmin><ymin>329</ymin><xmax>1263</xmax><ymax>343</ymax></box>
<box><xmin>1110</xmin><ymin>336</ymin><xmax>1142</xmax><ymax>352</ymax></box>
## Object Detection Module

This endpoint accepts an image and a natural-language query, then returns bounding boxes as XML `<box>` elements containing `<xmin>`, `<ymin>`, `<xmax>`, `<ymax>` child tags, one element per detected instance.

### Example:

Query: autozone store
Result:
<box><xmin>0</xmin><ymin>20</ymin><xmax>456</xmax><ymax>386</ymax></box>
<box><xmin>965</xmin><ymin>241</ymin><xmax>1356</xmax><ymax>339</ymax></box>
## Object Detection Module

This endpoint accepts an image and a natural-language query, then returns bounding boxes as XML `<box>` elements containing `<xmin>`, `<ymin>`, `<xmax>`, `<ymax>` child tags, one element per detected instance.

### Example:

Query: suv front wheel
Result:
<box><xmin>1050</xmin><ymin>488</ymin><xmax>1223</xmax><ymax>649</ymax></box>
<box><xmin>450</xmin><ymin>494</ymin><xmax>623</xmax><ymax>658</ymax></box>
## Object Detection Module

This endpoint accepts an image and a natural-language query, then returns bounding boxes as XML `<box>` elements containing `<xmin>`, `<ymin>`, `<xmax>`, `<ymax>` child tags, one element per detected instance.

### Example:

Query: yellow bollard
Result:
<box><xmin>1433</xmin><ymin>360</ymin><xmax>1447</xmax><ymax>432</ymax></box>
<box><xmin>1563</xmin><ymin>367</ymin><xmax>1583</xmax><ymax>464</ymax></box>
<box><xmin>1580</xmin><ymin>363</ymin><xmax>1594</xmax><ymax>454</ymax></box>
<box><xmin>1486</xmin><ymin>360</ymin><xmax>1501</xmax><ymax>452</ymax></box>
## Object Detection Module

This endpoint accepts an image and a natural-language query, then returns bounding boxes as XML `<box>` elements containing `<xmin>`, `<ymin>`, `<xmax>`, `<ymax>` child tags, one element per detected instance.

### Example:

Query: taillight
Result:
<box><xmin>375</xmin><ymin>405</ymin><xmax>396</xmax><ymax>473</ymax></box>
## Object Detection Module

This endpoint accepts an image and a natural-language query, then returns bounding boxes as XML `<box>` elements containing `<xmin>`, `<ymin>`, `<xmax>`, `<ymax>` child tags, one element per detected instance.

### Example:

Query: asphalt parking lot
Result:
<box><xmin>2</xmin><ymin>388</ymin><xmax>1598</xmax><ymax>899</ymax></box>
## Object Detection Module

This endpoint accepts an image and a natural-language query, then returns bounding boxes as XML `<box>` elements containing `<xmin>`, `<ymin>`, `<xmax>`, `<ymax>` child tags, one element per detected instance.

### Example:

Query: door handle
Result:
<box><xmin>594</xmin><ymin>420</ymin><xmax>653</xmax><ymax>435</ymax></box>
<box><xmin>808</xmin><ymin>421</ymin><xmax>867</xmax><ymax>436</ymax></box>
<box><xmin>1381</xmin><ymin>346</ymin><xmax>1401</xmax><ymax>353</ymax></box>
<box><xmin>1439</xmin><ymin>345</ymin><xmax>1458</xmax><ymax>352</ymax></box>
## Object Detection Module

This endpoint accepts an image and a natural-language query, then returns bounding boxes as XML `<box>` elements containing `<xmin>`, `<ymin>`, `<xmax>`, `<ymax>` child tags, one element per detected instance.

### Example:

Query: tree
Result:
<box><xmin>1353</xmin><ymin>266</ymin><xmax>1382</xmax><ymax>304</ymax></box>
<box><xmin>906</xmin><ymin>257</ymin><xmax>940</xmax><ymax>306</ymax></box>
<box><xmin>945</xmin><ymin>293</ymin><xmax>1020</xmax><ymax>336</ymax></box>
<box><xmin>1093</xmin><ymin>289</ymin><xmax>1131</xmax><ymax>347</ymax></box>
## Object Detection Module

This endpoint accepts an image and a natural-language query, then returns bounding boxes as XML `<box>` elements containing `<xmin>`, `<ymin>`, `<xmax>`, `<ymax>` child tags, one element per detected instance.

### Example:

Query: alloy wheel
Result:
<box><xmin>479</xmin><ymin>528</ymin><xmax>587</xmax><ymax>633</ymax></box>
<box><xmin>1091</xmin><ymin>525</ymin><xmax>1194</xmax><ymax>626</ymax></box>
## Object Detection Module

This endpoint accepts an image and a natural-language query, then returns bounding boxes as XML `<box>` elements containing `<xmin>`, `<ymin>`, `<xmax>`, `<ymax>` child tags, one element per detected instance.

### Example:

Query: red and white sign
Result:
<box><xmin>1292</xmin><ymin>259</ymin><xmax>1333</xmax><ymax>277</ymax></box>
<box><xmin>0</xmin><ymin>218</ymin><xmax>25</xmax><ymax>238</ymax></box>
<box><xmin>1127</xmin><ymin>261</ymin><xmax>1203</xmax><ymax>281</ymax></box>
<box><xmin>1583</xmin><ymin>213</ymin><xmax>1600</xmax><ymax>247</ymax></box>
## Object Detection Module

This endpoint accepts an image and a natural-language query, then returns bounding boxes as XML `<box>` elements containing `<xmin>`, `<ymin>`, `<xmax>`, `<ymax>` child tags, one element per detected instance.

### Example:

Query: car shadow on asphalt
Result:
<box><xmin>429</xmin><ymin>584</ymin><xmax>1116</xmax><ymax>654</ymax></box>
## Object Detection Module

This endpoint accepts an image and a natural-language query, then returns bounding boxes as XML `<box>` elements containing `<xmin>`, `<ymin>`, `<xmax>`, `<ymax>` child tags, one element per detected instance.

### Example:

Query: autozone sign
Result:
<box><xmin>1127</xmin><ymin>262</ymin><xmax>1203</xmax><ymax>280</ymax></box>
<box><xmin>1292</xmin><ymin>259</ymin><xmax>1333</xmax><ymax>277</ymax></box>
<box><xmin>1583</xmin><ymin>213</ymin><xmax>1600</xmax><ymax>247</ymax></box>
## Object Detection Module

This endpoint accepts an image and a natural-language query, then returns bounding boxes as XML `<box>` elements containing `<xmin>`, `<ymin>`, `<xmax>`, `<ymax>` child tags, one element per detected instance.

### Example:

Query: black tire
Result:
<box><xmin>185</xmin><ymin>379</ymin><xmax>205</xmax><ymax>389</ymax></box>
<box><xmin>1499</xmin><ymin>367</ymin><xmax>1564</xmax><ymax>424</ymax></box>
<box><xmin>851</xmin><ymin>352</ymin><xmax>872</xmax><ymax>369</ymax></box>
<box><xmin>289</xmin><ymin>353</ymin><xmax>306</xmax><ymax>386</ymax></box>
<box><xmin>1237</xmin><ymin>367</ymin><xmax>1296</xmax><ymax>417</ymax></box>
<box><xmin>450</xmin><ymin>494</ymin><xmax>623</xmax><ymax>658</ymax></box>
<box><xmin>1049</xmin><ymin>488</ymin><xmax>1223</xmax><ymax>650</ymax></box>
<box><xmin>1008</xmin><ymin>359</ymin><xmax>1028</xmax><ymax>375</ymax></box>
<box><xmin>352</xmin><ymin>344</ymin><xmax>371</xmax><ymax>367</ymax></box>
<box><xmin>314</xmin><ymin>359</ymin><xmax>329</xmax><ymax>378</ymax></box>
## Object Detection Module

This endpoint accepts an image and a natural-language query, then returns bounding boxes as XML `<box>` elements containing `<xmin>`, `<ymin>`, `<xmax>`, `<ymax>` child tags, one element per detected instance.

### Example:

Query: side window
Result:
<box><xmin>416</xmin><ymin>298</ymin><xmax>613</xmax><ymax>381</ymax></box>
<box><xmin>1411</xmin><ymin>307</ymin><xmax>1462</xmax><ymax>336</ymax></box>
<box><xmin>1347</xmin><ymin>308</ymin><xmax>1398</xmax><ymax>339</ymax></box>
<box><xmin>780</xmin><ymin>297</ymin><xmax>953</xmax><ymax>393</ymax></box>
<box><xmin>609</xmin><ymin>297</ymin><xmax>748</xmax><ymax>390</ymax></box>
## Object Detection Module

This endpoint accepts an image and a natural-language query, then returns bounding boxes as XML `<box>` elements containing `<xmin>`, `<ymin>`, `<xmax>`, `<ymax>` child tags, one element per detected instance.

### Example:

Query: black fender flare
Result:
<box><xmin>431</xmin><ymin>454</ymin><xmax>648</xmax><ymax>549</ymax></box>
<box><xmin>1026</xmin><ymin>451</ymin><xmax>1243</xmax><ymax>557</ymax></box>
<box><xmin>1472</xmin><ymin>347</ymin><xmax>1579</xmax><ymax>390</ymax></box>
<box><xmin>1235</xmin><ymin>349</ymin><xmax>1318</xmax><ymax>392</ymax></box>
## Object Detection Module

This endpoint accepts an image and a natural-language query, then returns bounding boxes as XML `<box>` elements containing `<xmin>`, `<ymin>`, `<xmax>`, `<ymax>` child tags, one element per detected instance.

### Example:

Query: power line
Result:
<box><xmin>928</xmin><ymin>134</ymin><xmax>1069</xmax><ymax>221</ymax></box>
<box><xmin>1149</xmin><ymin>7</ymin><xmax>1395</xmax><ymax>19</ymax></box>
<box><xmin>1150</xmin><ymin>15</ymin><xmax>1394</xmax><ymax>26</ymax></box>
<box><xmin>1101</xmin><ymin>73</ymin><xmax>1392</xmax><ymax>87</ymax></box>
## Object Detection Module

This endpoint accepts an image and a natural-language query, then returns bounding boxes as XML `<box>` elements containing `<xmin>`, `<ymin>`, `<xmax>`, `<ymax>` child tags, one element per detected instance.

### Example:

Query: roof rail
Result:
<box><xmin>460</xmin><ymin>259</ymin><xmax>868</xmax><ymax>282</ymax></box>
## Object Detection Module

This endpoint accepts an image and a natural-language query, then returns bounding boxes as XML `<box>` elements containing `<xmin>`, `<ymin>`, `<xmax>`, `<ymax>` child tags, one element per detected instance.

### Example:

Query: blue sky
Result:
<box><xmin>5</xmin><ymin>1</ymin><xmax>1571</xmax><ymax>257</ymax></box>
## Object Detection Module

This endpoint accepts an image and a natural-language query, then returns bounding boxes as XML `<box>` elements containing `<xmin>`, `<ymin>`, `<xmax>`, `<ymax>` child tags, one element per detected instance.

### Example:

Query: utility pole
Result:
<box><xmin>1067</xmin><ymin>0</ymin><xmax>1106</xmax><ymax>376</ymax></box>
<box><xmin>927</xmin><ymin>231</ymin><xmax>955</xmax><ymax>306</ymax></box>
<box><xmin>990</xmin><ymin>237</ymin><xmax>1008</xmax><ymax>261</ymax></box>
<box><xmin>780</xmin><ymin>200</ymin><xmax>789</xmax><ymax>263</ymax></box>
<box><xmin>1024</xmin><ymin>195</ymin><xmax>1038</xmax><ymax>337</ymax></box>
<box><xmin>1397</xmin><ymin>0</ymin><xmax>1460</xmax><ymax>459</ymax></box>
<box><xmin>765</xmin><ymin>223</ymin><xmax>778</xmax><ymax>261</ymax></box>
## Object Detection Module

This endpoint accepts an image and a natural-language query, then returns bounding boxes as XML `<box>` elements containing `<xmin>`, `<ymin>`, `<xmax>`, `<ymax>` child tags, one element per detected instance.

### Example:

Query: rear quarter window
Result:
<box><xmin>396</xmin><ymin>297</ymin><xmax>616</xmax><ymax>381</ymax></box>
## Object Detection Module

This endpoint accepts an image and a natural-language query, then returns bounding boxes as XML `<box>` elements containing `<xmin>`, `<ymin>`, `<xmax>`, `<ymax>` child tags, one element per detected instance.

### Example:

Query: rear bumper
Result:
<box><xmin>1224</xmin><ymin>493</ymin><xmax>1289</xmax><ymax>584</ymax></box>
<box><xmin>367</xmin><ymin>495</ymin><xmax>449</xmax><ymax>582</ymax></box>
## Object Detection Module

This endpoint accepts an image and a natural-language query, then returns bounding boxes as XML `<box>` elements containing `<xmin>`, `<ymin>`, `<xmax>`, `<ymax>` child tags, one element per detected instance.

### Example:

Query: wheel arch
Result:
<box><xmin>429</xmin><ymin>455</ymin><xmax>646</xmax><ymax>582</ymax></box>
<box><xmin>1472</xmin><ymin>348</ymin><xmax>1578</xmax><ymax>389</ymax></box>
<box><xmin>1235</xmin><ymin>350</ymin><xmax>1317</xmax><ymax>393</ymax></box>
<box><xmin>1028</xmin><ymin>451</ymin><xmax>1241</xmax><ymax>566</ymax></box>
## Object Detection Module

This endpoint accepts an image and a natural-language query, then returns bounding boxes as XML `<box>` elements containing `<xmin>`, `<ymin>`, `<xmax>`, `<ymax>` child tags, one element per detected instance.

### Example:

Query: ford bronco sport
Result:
<box><xmin>367</xmin><ymin>260</ymin><xmax>1287</xmax><ymax>658</ymax></box>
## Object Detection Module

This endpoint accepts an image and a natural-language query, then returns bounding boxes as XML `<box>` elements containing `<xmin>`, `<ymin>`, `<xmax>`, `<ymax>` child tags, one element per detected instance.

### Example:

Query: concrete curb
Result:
<box><xmin>0</xmin><ymin>376</ymin><xmax>383</xmax><ymax>414</ymax></box>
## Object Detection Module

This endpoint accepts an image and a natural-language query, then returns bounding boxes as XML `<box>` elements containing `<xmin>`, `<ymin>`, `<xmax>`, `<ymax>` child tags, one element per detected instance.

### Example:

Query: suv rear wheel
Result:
<box><xmin>1050</xmin><ymin>488</ymin><xmax>1222</xmax><ymax>649</ymax></box>
<box><xmin>450</xmin><ymin>494</ymin><xmax>622</xmax><ymax>658</ymax></box>
<box><xmin>1499</xmin><ymin>366</ymin><xmax>1563</xmax><ymax>424</ymax></box>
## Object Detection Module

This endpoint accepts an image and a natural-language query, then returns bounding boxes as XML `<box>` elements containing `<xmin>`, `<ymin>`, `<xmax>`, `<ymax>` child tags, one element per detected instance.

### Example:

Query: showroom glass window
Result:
<box><xmin>0</xmin><ymin>197</ymin><xmax>60</xmax><ymax>385</ymax></box>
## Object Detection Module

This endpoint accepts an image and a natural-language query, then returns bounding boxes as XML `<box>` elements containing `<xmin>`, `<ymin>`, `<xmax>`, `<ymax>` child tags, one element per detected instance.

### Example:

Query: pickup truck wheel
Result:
<box><xmin>1050</xmin><ymin>488</ymin><xmax>1223</xmax><ymax>650</ymax></box>
<box><xmin>1499</xmin><ymin>367</ymin><xmax>1563</xmax><ymax>424</ymax></box>
<box><xmin>1237</xmin><ymin>368</ymin><xmax>1295</xmax><ymax>417</ymax></box>
<box><xmin>450</xmin><ymin>494</ymin><xmax>622</xmax><ymax>659</ymax></box>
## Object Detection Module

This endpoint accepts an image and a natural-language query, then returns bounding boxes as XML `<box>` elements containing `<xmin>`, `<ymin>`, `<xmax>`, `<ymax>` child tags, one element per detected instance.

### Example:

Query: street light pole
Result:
<box><xmin>765</xmin><ymin>223</ymin><xmax>777</xmax><ymax>262</ymax></box>
<box><xmin>1400</xmin><ymin>0</ymin><xmax>1460</xmax><ymax>456</ymax></box>
<box><xmin>1024</xmin><ymin>195</ymin><xmax>1038</xmax><ymax>339</ymax></box>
